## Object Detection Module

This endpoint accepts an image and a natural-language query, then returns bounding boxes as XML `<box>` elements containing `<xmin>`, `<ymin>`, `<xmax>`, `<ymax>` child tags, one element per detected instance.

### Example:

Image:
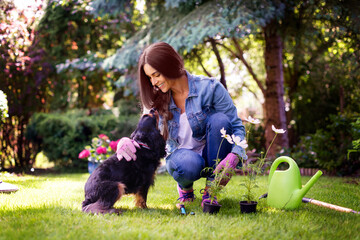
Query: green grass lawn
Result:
<box><xmin>0</xmin><ymin>172</ymin><xmax>359</xmax><ymax>240</ymax></box>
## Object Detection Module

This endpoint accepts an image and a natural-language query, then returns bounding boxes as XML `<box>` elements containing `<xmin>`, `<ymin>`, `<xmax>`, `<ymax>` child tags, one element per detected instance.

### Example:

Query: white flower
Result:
<box><xmin>245</xmin><ymin>116</ymin><xmax>260</xmax><ymax>124</ymax></box>
<box><xmin>225</xmin><ymin>135</ymin><xmax>234</xmax><ymax>144</ymax></box>
<box><xmin>220</xmin><ymin>127</ymin><xmax>227</xmax><ymax>138</ymax></box>
<box><xmin>232</xmin><ymin>134</ymin><xmax>248</xmax><ymax>149</ymax></box>
<box><xmin>220</xmin><ymin>128</ymin><xmax>234</xmax><ymax>144</ymax></box>
<box><xmin>272</xmin><ymin>125</ymin><xmax>286</xmax><ymax>134</ymax></box>
<box><xmin>231</xmin><ymin>134</ymin><xmax>241</xmax><ymax>145</ymax></box>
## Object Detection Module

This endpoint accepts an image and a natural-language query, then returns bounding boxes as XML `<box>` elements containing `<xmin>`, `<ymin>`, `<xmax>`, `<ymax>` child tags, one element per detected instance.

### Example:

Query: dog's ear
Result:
<box><xmin>130</xmin><ymin>130</ymin><xmax>146</xmax><ymax>142</ymax></box>
<box><xmin>130</xmin><ymin>129</ymin><xmax>137</xmax><ymax>139</ymax></box>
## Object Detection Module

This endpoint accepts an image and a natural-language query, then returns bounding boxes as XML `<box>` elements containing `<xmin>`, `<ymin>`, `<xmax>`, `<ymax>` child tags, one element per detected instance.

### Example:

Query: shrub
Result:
<box><xmin>350</xmin><ymin>118</ymin><xmax>360</xmax><ymax>150</ymax></box>
<box><xmin>247</xmin><ymin>123</ymin><xmax>266</xmax><ymax>153</ymax></box>
<box><xmin>292</xmin><ymin>114</ymin><xmax>360</xmax><ymax>176</ymax></box>
<box><xmin>26</xmin><ymin>109</ymin><xmax>139</xmax><ymax>170</ymax></box>
<box><xmin>115</xmin><ymin>98</ymin><xmax>140</xmax><ymax>116</ymax></box>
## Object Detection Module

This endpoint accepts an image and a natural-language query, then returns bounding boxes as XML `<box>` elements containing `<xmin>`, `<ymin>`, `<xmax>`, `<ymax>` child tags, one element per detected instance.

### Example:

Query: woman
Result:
<box><xmin>116</xmin><ymin>42</ymin><xmax>247</xmax><ymax>207</ymax></box>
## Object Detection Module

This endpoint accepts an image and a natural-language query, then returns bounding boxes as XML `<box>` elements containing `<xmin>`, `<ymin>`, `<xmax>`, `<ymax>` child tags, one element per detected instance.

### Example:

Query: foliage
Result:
<box><xmin>35</xmin><ymin>0</ymin><xmax>123</xmax><ymax>110</ymax></box>
<box><xmin>46</xmin><ymin>0</ymin><xmax>360</xmax><ymax>174</ymax></box>
<box><xmin>35</xmin><ymin>0</ymin><xmax>146</xmax><ymax>109</ymax></box>
<box><xmin>350</xmin><ymin>118</ymin><xmax>360</xmax><ymax>150</ymax></box>
<box><xmin>290</xmin><ymin>137</ymin><xmax>318</xmax><ymax>169</ymax></box>
<box><xmin>102</xmin><ymin>0</ymin><xmax>282</xmax><ymax>71</ymax></box>
<box><xmin>3</xmin><ymin>0</ymin><xmax>360</xmax><ymax>174</ymax></box>
<box><xmin>0</xmin><ymin>0</ymin><xmax>52</xmax><ymax>169</ymax></box>
<box><xmin>246</xmin><ymin>122</ymin><xmax>266</xmax><ymax>155</ymax></box>
<box><xmin>25</xmin><ymin>110</ymin><xmax>138</xmax><ymax>169</ymax></box>
<box><xmin>0</xmin><ymin>0</ymin><xmax>142</xmax><ymax>170</ymax></box>
<box><xmin>1</xmin><ymin>174</ymin><xmax>360</xmax><ymax>239</ymax></box>
<box><xmin>347</xmin><ymin>117</ymin><xmax>360</xmax><ymax>165</ymax></box>
<box><xmin>114</xmin><ymin>98</ymin><xmax>141</xmax><ymax>116</ymax></box>
<box><xmin>37</xmin><ymin>0</ymin><xmax>131</xmax><ymax>63</ymax></box>
<box><xmin>292</xmin><ymin>114</ymin><xmax>360</xmax><ymax>176</ymax></box>
<box><xmin>240</xmin><ymin>160</ymin><xmax>260</xmax><ymax>203</ymax></box>
<box><xmin>90</xmin><ymin>0</ymin><xmax>135</xmax><ymax>18</ymax></box>
<box><xmin>283</xmin><ymin>0</ymin><xmax>360</xmax><ymax>140</ymax></box>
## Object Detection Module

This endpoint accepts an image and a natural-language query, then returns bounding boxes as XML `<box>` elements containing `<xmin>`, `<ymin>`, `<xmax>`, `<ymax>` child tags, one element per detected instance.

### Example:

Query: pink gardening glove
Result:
<box><xmin>214</xmin><ymin>153</ymin><xmax>239</xmax><ymax>173</ymax></box>
<box><xmin>214</xmin><ymin>153</ymin><xmax>239</xmax><ymax>185</ymax></box>
<box><xmin>116</xmin><ymin>137</ymin><xmax>140</xmax><ymax>161</ymax></box>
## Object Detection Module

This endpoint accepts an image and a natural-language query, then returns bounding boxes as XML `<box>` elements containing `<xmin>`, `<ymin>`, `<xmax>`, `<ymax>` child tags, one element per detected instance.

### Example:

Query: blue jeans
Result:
<box><xmin>166</xmin><ymin>113</ymin><xmax>234</xmax><ymax>189</ymax></box>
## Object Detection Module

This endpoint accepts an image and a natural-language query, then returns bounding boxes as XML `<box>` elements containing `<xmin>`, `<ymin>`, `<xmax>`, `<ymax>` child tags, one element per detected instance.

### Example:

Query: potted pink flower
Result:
<box><xmin>78</xmin><ymin>134</ymin><xmax>120</xmax><ymax>174</ymax></box>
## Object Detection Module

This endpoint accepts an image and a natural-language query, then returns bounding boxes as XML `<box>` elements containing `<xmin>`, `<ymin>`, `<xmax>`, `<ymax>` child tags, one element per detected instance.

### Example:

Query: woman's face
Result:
<box><xmin>143</xmin><ymin>64</ymin><xmax>172</xmax><ymax>93</ymax></box>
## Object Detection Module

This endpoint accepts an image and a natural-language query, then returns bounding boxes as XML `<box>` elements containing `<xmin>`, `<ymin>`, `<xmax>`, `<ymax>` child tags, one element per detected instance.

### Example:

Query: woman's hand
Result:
<box><xmin>213</xmin><ymin>153</ymin><xmax>239</xmax><ymax>186</ymax></box>
<box><xmin>214</xmin><ymin>153</ymin><xmax>239</xmax><ymax>173</ymax></box>
<box><xmin>116</xmin><ymin>137</ymin><xmax>140</xmax><ymax>161</ymax></box>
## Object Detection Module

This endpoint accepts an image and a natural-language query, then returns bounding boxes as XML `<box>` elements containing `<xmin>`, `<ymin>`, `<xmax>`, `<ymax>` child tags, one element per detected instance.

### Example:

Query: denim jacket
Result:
<box><xmin>162</xmin><ymin>71</ymin><xmax>247</xmax><ymax>160</ymax></box>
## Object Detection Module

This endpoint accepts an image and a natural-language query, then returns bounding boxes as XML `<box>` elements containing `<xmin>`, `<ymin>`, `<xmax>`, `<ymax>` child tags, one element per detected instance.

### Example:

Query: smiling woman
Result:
<box><xmin>116</xmin><ymin>42</ymin><xmax>248</xmax><ymax>211</ymax></box>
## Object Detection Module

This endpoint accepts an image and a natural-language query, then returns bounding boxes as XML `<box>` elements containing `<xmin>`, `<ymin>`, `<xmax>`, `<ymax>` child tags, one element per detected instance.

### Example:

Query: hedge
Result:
<box><xmin>26</xmin><ymin>109</ymin><xmax>139</xmax><ymax>170</ymax></box>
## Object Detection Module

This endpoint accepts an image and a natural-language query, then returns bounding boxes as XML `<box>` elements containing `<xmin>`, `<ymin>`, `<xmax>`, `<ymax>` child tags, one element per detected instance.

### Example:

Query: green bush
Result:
<box><xmin>247</xmin><ymin>123</ymin><xmax>266</xmax><ymax>154</ymax></box>
<box><xmin>115</xmin><ymin>98</ymin><xmax>141</xmax><ymax>116</ymax></box>
<box><xmin>350</xmin><ymin>118</ymin><xmax>360</xmax><ymax>150</ymax></box>
<box><xmin>26</xmin><ymin>110</ymin><xmax>139</xmax><ymax>170</ymax></box>
<box><xmin>292</xmin><ymin>114</ymin><xmax>360</xmax><ymax>176</ymax></box>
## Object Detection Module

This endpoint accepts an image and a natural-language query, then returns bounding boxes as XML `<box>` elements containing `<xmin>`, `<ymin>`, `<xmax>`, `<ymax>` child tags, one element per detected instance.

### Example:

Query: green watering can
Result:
<box><xmin>267</xmin><ymin>156</ymin><xmax>323</xmax><ymax>210</ymax></box>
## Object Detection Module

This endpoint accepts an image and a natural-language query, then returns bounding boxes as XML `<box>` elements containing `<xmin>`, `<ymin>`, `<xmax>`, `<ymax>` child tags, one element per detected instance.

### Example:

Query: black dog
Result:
<box><xmin>82</xmin><ymin>109</ymin><xmax>166</xmax><ymax>214</ymax></box>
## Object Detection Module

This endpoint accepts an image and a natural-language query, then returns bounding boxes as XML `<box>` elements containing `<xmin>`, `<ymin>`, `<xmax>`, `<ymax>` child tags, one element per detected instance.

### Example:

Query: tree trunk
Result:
<box><xmin>263</xmin><ymin>20</ymin><xmax>289</xmax><ymax>158</ymax></box>
<box><xmin>209</xmin><ymin>38</ymin><xmax>227</xmax><ymax>89</ymax></box>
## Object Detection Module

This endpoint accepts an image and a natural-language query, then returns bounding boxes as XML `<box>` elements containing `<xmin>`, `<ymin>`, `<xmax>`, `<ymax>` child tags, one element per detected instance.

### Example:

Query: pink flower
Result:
<box><xmin>98</xmin><ymin>134</ymin><xmax>109</xmax><ymax>140</ymax></box>
<box><xmin>78</xmin><ymin>149</ymin><xmax>90</xmax><ymax>159</ymax></box>
<box><xmin>96</xmin><ymin>146</ymin><xmax>107</xmax><ymax>154</ymax></box>
<box><xmin>109</xmin><ymin>139</ymin><xmax>120</xmax><ymax>152</ymax></box>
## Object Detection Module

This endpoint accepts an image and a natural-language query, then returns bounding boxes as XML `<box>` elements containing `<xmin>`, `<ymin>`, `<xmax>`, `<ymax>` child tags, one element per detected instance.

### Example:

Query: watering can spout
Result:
<box><xmin>298</xmin><ymin>170</ymin><xmax>323</xmax><ymax>198</ymax></box>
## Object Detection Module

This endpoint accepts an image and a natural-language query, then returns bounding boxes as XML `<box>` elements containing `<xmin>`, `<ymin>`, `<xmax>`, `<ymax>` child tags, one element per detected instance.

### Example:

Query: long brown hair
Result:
<box><xmin>138</xmin><ymin>42</ymin><xmax>186</xmax><ymax>140</ymax></box>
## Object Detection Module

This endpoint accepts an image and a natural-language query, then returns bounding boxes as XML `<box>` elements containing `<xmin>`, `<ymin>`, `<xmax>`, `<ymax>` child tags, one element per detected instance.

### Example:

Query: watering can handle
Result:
<box><xmin>268</xmin><ymin>156</ymin><xmax>297</xmax><ymax>182</ymax></box>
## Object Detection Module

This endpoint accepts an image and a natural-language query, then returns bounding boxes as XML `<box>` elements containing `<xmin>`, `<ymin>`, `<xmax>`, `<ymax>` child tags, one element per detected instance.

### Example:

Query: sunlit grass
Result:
<box><xmin>33</xmin><ymin>151</ymin><xmax>55</xmax><ymax>169</ymax></box>
<box><xmin>0</xmin><ymin>173</ymin><xmax>359</xmax><ymax>240</ymax></box>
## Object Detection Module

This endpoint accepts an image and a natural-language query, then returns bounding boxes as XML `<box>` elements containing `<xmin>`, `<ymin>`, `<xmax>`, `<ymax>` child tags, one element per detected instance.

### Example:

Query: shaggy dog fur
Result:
<box><xmin>82</xmin><ymin>110</ymin><xmax>166</xmax><ymax>214</ymax></box>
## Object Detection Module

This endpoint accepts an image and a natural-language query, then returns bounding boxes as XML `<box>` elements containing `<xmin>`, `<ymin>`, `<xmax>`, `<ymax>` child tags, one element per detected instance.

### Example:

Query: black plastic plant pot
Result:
<box><xmin>203</xmin><ymin>202</ymin><xmax>222</xmax><ymax>214</ymax></box>
<box><xmin>239</xmin><ymin>201</ymin><xmax>258</xmax><ymax>214</ymax></box>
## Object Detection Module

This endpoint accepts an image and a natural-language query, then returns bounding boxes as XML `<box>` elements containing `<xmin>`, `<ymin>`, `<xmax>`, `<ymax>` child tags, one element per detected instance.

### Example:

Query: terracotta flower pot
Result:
<box><xmin>239</xmin><ymin>201</ymin><xmax>258</xmax><ymax>213</ymax></box>
<box><xmin>203</xmin><ymin>202</ymin><xmax>222</xmax><ymax>214</ymax></box>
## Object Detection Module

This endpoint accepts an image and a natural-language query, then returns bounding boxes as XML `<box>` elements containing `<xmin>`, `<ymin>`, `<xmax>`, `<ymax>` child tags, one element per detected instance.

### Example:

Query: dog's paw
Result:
<box><xmin>135</xmin><ymin>202</ymin><xmax>147</xmax><ymax>209</ymax></box>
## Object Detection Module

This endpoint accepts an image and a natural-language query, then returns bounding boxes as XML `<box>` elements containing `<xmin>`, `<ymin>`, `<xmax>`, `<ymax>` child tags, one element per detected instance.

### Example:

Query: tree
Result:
<box><xmin>0</xmin><ymin>0</ymin><xmax>148</xmax><ymax>169</ymax></box>
<box><xmin>281</xmin><ymin>0</ymin><xmax>360</xmax><ymax>144</ymax></box>
<box><xmin>35</xmin><ymin>0</ymin><xmax>143</xmax><ymax>110</ymax></box>
<box><xmin>263</xmin><ymin>17</ymin><xmax>289</xmax><ymax>155</ymax></box>
<box><xmin>11</xmin><ymin>0</ymin><xmax>357</xmax><ymax>170</ymax></box>
<box><xmin>0</xmin><ymin>0</ymin><xmax>50</xmax><ymax>169</ymax></box>
<box><xmin>100</xmin><ymin>0</ymin><xmax>289</xmax><ymax>156</ymax></box>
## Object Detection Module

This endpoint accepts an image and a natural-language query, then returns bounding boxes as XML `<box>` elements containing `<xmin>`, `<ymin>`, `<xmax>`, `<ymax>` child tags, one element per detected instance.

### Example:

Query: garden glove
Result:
<box><xmin>214</xmin><ymin>153</ymin><xmax>239</xmax><ymax>186</ymax></box>
<box><xmin>116</xmin><ymin>137</ymin><xmax>140</xmax><ymax>161</ymax></box>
